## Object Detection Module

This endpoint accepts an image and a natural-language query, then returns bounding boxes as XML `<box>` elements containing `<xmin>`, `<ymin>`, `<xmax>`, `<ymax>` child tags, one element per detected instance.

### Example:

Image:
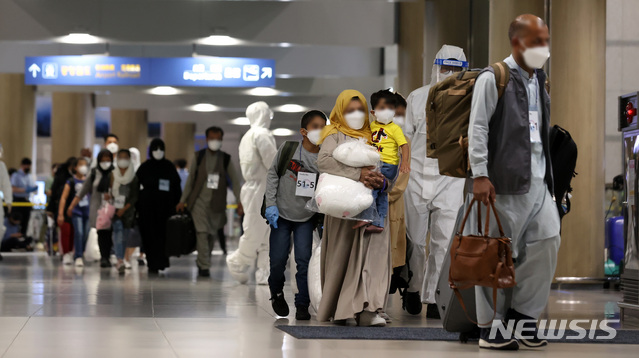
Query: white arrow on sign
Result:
<box><xmin>28</xmin><ymin>64</ymin><xmax>41</xmax><ymax>78</ymax></box>
<box><xmin>261</xmin><ymin>67</ymin><xmax>272</xmax><ymax>79</ymax></box>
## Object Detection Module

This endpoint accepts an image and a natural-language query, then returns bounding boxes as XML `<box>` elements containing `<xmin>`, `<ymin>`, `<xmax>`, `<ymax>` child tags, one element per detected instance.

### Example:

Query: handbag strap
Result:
<box><xmin>451</xmin><ymin>262</ymin><xmax>504</xmax><ymax>326</ymax></box>
<box><xmin>483</xmin><ymin>201</ymin><xmax>506</xmax><ymax>237</ymax></box>
<box><xmin>458</xmin><ymin>199</ymin><xmax>482</xmax><ymax>235</ymax></box>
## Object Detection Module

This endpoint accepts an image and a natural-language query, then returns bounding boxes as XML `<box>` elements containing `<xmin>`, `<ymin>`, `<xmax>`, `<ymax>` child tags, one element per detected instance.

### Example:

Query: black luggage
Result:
<box><xmin>435</xmin><ymin>200</ymin><xmax>480</xmax><ymax>342</ymax></box>
<box><xmin>165</xmin><ymin>213</ymin><xmax>197</xmax><ymax>257</ymax></box>
<box><xmin>549</xmin><ymin>125</ymin><xmax>578</xmax><ymax>220</ymax></box>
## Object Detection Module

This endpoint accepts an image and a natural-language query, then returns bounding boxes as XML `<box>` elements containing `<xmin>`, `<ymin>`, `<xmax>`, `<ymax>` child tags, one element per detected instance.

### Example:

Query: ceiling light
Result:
<box><xmin>201</xmin><ymin>35</ymin><xmax>242</xmax><ymax>46</ymax></box>
<box><xmin>60</xmin><ymin>33</ymin><xmax>101</xmax><ymax>44</ymax></box>
<box><xmin>277</xmin><ymin>104</ymin><xmax>307</xmax><ymax>113</ymax></box>
<box><xmin>230</xmin><ymin>117</ymin><xmax>250</xmax><ymax>125</ymax></box>
<box><xmin>192</xmin><ymin>103</ymin><xmax>218</xmax><ymax>112</ymax></box>
<box><xmin>247</xmin><ymin>87</ymin><xmax>280</xmax><ymax>96</ymax></box>
<box><xmin>149</xmin><ymin>86</ymin><xmax>179</xmax><ymax>95</ymax></box>
<box><xmin>279</xmin><ymin>42</ymin><xmax>293</xmax><ymax>48</ymax></box>
<box><xmin>272</xmin><ymin>128</ymin><xmax>296</xmax><ymax>136</ymax></box>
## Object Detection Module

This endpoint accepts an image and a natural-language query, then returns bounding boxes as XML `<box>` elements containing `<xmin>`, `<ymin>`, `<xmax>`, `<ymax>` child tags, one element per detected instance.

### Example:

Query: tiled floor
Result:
<box><xmin>0</xmin><ymin>251</ymin><xmax>637</xmax><ymax>357</ymax></box>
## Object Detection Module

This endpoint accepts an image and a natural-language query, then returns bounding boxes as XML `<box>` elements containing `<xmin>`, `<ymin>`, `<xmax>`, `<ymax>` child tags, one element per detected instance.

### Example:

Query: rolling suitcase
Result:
<box><xmin>434</xmin><ymin>200</ymin><xmax>479</xmax><ymax>342</ymax></box>
<box><xmin>165</xmin><ymin>212</ymin><xmax>197</xmax><ymax>257</ymax></box>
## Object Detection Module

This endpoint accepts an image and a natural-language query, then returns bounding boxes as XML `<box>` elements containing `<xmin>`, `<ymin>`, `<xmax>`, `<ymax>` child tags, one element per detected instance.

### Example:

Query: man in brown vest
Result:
<box><xmin>177</xmin><ymin>127</ymin><xmax>242</xmax><ymax>277</ymax></box>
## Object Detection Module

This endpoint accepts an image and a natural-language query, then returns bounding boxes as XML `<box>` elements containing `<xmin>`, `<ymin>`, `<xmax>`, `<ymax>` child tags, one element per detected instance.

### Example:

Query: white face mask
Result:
<box><xmin>373</xmin><ymin>109</ymin><xmax>395</xmax><ymax>125</ymax></box>
<box><xmin>437</xmin><ymin>70</ymin><xmax>454</xmax><ymax>83</ymax></box>
<box><xmin>117</xmin><ymin>159</ymin><xmax>130</xmax><ymax>169</ymax></box>
<box><xmin>152</xmin><ymin>150</ymin><xmax>164</xmax><ymax>160</ymax></box>
<box><xmin>344</xmin><ymin>111</ymin><xmax>366</xmax><ymax>130</ymax></box>
<box><xmin>208</xmin><ymin>140</ymin><xmax>222</xmax><ymax>151</ymax></box>
<box><xmin>521</xmin><ymin>44</ymin><xmax>550</xmax><ymax>69</ymax></box>
<box><xmin>106</xmin><ymin>142</ymin><xmax>119</xmax><ymax>154</ymax></box>
<box><xmin>77</xmin><ymin>165</ymin><xmax>88</xmax><ymax>176</ymax></box>
<box><xmin>306</xmin><ymin>129</ymin><xmax>322</xmax><ymax>145</ymax></box>
<box><xmin>99</xmin><ymin>162</ymin><xmax>111</xmax><ymax>171</ymax></box>
<box><xmin>394</xmin><ymin>116</ymin><xmax>405</xmax><ymax>128</ymax></box>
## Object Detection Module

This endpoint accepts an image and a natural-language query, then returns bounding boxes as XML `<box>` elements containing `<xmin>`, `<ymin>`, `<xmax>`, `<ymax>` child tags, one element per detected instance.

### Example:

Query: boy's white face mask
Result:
<box><xmin>306</xmin><ymin>129</ymin><xmax>322</xmax><ymax>145</ymax></box>
<box><xmin>373</xmin><ymin>109</ymin><xmax>396</xmax><ymax>125</ymax></box>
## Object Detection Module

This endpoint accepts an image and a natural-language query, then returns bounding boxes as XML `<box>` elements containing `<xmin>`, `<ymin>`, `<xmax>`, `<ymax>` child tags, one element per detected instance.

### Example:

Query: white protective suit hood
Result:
<box><xmin>246</xmin><ymin>101</ymin><xmax>273</xmax><ymax>130</ymax></box>
<box><xmin>129</xmin><ymin>147</ymin><xmax>141</xmax><ymax>171</ymax></box>
<box><xmin>429</xmin><ymin>44</ymin><xmax>468</xmax><ymax>86</ymax></box>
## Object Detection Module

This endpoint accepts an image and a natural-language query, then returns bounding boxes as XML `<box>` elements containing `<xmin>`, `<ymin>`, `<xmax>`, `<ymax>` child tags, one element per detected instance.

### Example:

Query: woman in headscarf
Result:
<box><xmin>316</xmin><ymin>90</ymin><xmax>392</xmax><ymax>327</ymax></box>
<box><xmin>68</xmin><ymin>150</ymin><xmax>115</xmax><ymax>268</ymax></box>
<box><xmin>136</xmin><ymin>138</ymin><xmax>182</xmax><ymax>274</ymax></box>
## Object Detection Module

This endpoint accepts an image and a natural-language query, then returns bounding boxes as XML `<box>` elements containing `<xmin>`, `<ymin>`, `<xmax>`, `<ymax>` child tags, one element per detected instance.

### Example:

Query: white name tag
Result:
<box><xmin>529</xmin><ymin>111</ymin><xmax>541</xmax><ymax>143</ymax></box>
<box><xmin>76</xmin><ymin>183</ymin><xmax>89</xmax><ymax>207</ymax></box>
<box><xmin>114</xmin><ymin>195</ymin><xmax>126</xmax><ymax>209</ymax></box>
<box><xmin>207</xmin><ymin>173</ymin><xmax>220</xmax><ymax>189</ymax></box>
<box><xmin>295</xmin><ymin>172</ymin><xmax>317</xmax><ymax>197</ymax></box>
<box><xmin>159</xmin><ymin>179</ymin><xmax>170</xmax><ymax>192</ymax></box>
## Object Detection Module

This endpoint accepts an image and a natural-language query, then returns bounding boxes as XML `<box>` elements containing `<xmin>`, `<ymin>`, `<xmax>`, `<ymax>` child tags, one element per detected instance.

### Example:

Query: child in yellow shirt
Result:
<box><xmin>368</xmin><ymin>89</ymin><xmax>410</xmax><ymax>232</ymax></box>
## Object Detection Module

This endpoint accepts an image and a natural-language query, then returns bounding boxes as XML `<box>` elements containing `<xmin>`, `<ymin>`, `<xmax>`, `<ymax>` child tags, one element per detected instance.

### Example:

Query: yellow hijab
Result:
<box><xmin>318</xmin><ymin>89</ymin><xmax>372</xmax><ymax>144</ymax></box>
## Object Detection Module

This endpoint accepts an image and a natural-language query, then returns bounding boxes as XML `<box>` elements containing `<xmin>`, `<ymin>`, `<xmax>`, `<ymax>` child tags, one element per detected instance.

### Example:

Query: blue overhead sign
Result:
<box><xmin>24</xmin><ymin>56</ymin><xmax>276</xmax><ymax>87</ymax></box>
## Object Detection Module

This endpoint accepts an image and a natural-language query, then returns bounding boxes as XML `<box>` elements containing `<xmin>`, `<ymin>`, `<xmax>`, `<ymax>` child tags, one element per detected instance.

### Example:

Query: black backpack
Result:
<box><xmin>549</xmin><ymin>125</ymin><xmax>578</xmax><ymax>220</ymax></box>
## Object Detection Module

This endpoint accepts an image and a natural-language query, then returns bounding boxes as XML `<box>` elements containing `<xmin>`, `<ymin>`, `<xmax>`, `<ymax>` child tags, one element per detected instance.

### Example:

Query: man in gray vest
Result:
<box><xmin>177</xmin><ymin>126</ymin><xmax>242</xmax><ymax>277</ymax></box>
<box><xmin>469</xmin><ymin>14</ymin><xmax>560</xmax><ymax>351</ymax></box>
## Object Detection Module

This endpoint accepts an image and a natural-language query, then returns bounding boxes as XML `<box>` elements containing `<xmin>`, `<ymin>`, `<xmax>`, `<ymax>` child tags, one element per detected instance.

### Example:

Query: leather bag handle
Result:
<box><xmin>483</xmin><ymin>200</ymin><xmax>506</xmax><ymax>238</ymax></box>
<box><xmin>458</xmin><ymin>199</ymin><xmax>483</xmax><ymax>235</ymax></box>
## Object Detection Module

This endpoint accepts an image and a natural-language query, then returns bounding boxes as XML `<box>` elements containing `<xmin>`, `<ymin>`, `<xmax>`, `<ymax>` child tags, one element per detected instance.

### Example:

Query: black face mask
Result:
<box><xmin>23</xmin><ymin>167</ymin><xmax>31</xmax><ymax>174</ymax></box>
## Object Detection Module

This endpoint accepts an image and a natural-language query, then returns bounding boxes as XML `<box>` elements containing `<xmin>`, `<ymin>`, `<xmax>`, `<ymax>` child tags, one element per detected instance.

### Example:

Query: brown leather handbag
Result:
<box><xmin>449</xmin><ymin>199</ymin><xmax>516</xmax><ymax>325</ymax></box>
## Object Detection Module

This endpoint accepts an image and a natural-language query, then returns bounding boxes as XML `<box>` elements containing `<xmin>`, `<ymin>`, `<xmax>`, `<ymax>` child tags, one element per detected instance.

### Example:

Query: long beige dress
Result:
<box><xmin>316</xmin><ymin>132</ymin><xmax>392</xmax><ymax>322</ymax></box>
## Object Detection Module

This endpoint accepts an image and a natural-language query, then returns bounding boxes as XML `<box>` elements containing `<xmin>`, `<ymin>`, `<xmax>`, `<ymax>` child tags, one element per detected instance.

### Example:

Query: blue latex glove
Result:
<box><xmin>26</xmin><ymin>185</ymin><xmax>38</xmax><ymax>193</ymax></box>
<box><xmin>265</xmin><ymin>206</ymin><xmax>279</xmax><ymax>229</ymax></box>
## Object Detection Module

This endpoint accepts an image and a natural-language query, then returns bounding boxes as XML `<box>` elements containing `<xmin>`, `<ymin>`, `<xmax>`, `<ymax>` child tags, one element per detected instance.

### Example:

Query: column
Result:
<box><xmin>163</xmin><ymin>123</ymin><xmax>195</xmax><ymax>163</ymax></box>
<box><xmin>0</xmin><ymin>74</ymin><xmax>35</xmax><ymax>169</ymax></box>
<box><xmin>51</xmin><ymin>93</ymin><xmax>94</xmax><ymax>164</ymax></box>
<box><xmin>111</xmin><ymin>109</ymin><xmax>148</xmax><ymax>161</ymax></box>
<box><xmin>488</xmin><ymin>0</ymin><xmax>545</xmax><ymax>63</ymax></box>
<box><xmin>550</xmin><ymin>0</ymin><xmax>606</xmax><ymax>277</ymax></box>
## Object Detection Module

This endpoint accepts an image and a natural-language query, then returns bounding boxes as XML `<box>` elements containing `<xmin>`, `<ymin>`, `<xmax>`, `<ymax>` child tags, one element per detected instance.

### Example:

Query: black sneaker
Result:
<box><xmin>479</xmin><ymin>327</ymin><xmax>520</xmax><ymax>350</ymax></box>
<box><xmin>295</xmin><ymin>306</ymin><xmax>311</xmax><ymax>321</ymax></box>
<box><xmin>100</xmin><ymin>258</ymin><xmax>112</xmax><ymax>268</ymax></box>
<box><xmin>426</xmin><ymin>303</ymin><xmax>441</xmax><ymax>319</ymax></box>
<box><xmin>198</xmin><ymin>268</ymin><xmax>210</xmax><ymax>277</ymax></box>
<box><xmin>270</xmin><ymin>292</ymin><xmax>290</xmax><ymax>317</ymax></box>
<box><xmin>402</xmin><ymin>291</ymin><xmax>423</xmax><ymax>315</ymax></box>
<box><xmin>506</xmin><ymin>308</ymin><xmax>548</xmax><ymax>348</ymax></box>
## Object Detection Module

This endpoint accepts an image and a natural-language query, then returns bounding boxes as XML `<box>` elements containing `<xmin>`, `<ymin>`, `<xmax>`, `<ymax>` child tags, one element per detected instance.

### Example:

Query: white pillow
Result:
<box><xmin>333</xmin><ymin>138</ymin><xmax>380</xmax><ymax>168</ymax></box>
<box><xmin>314</xmin><ymin>173</ymin><xmax>373</xmax><ymax>218</ymax></box>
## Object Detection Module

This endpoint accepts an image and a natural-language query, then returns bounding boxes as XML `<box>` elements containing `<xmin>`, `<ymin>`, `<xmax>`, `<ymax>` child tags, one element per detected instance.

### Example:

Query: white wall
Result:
<box><xmin>605</xmin><ymin>0</ymin><xmax>639</xmax><ymax>182</ymax></box>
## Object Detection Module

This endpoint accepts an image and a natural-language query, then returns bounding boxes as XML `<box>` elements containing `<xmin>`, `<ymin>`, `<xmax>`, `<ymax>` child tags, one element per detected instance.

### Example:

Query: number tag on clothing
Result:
<box><xmin>76</xmin><ymin>183</ymin><xmax>89</xmax><ymax>207</ymax></box>
<box><xmin>295</xmin><ymin>172</ymin><xmax>317</xmax><ymax>197</ymax></box>
<box><xmin>114</xmin><ymin>195</ymin><xmax>126</xmax><ymax>209</ymax></box>
<box><xmin>159</xmin><ymin>179</ymin><xmax>170</xmax><ymax>192</ymax></box>
<box><xmin>207</xmin><ymin>173</ymin><xmax>220</xmax><ymax>189</ymax></box>
<box><xmin>529</xmin><ymin>110</ymin><xmax>541</xmax><ymax>143</ymax></box>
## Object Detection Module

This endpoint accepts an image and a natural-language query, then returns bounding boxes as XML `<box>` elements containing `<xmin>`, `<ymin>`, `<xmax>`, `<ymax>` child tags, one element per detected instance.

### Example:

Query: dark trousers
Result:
<box><xmin>13</xmin><ymin>198</ymin><xmax>31</xmax><ymax>236</ymax></box>
<box><xmin>1</xmin><ymin>236</ymin><xmax>33</xmax><ymax>252</ymax></box>
<box><xmin>97</xmin><ymin>229</ymin><xmax>112</xmax><ymax>261</ymax></box>
<box><xmin>139</xmin><ymin>212</ymin><xmax>170</xmax><ymax>271</ymax></box>
<box><xmin>268</xmin><ymin>217</ymin><xmax>314</xmax><ymax>307</ymax></box>
<box><xmin>217</xmin><ymin>228</ymin><xmax>227</xmax><ymax>254</ymax></box>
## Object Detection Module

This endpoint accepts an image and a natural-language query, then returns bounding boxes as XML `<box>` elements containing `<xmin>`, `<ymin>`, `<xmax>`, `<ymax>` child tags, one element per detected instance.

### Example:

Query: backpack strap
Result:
<box><xmin>276</xmin><ymin>141</ymin><xmax>300</xmax><ymax>178</ymax></box>
<box><xmin>190</xmin><ymin>149</ymin><xmax>207</xmax><ymax>192</ymax></box>
<box><xmin>490</xmin><ymin>61</ymin><xmax>510</xmax><ymax>99</ymax></box>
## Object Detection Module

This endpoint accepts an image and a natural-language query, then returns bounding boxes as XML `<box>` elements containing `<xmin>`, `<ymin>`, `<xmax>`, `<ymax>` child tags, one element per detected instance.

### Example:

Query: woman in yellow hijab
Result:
<box><xmin>316</xmin><ymin>89</ymin><xmax>392</xmax><ymax>327</ymax></box>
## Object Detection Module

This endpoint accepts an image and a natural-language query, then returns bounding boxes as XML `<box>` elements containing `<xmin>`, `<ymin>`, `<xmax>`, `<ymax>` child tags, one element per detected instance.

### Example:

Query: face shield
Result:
<box><xmin>433</xmin><ymin>58</ymin><xmax>469</xmax><ymax>83</ymax></box>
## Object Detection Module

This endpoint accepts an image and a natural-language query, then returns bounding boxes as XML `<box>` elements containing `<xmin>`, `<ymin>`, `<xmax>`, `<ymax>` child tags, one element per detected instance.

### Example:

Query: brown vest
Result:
<box><xmin>186</xmin><ymin>150</ymin><xmax>228</xmax><ymax>213</ymax></box>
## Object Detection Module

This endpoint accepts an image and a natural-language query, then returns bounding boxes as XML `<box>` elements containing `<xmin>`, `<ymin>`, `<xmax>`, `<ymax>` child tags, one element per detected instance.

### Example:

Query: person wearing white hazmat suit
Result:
<box><xmin>401</xmin><ymin>45</ymin><xmax>468</xmax><ymax>318</ymax></box>
<box><xmin>227</xmin><ymin>101</ymin><xmax>277</xmax><ymax>284</ymax></box>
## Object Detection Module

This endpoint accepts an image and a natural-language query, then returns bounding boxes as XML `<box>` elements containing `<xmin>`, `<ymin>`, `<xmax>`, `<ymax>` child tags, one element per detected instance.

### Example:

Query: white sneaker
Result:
<box><xmin>124</xmin><ymin>260</ymin><xmax>132</xmax><ymax>269</ymax></box>
<box><xmin>357</xmin><ymin>311</ymin><xmax>386</xmax><ymax>327</ymax></box>
<box><xmin>378</xmin><ymin>311</ymin><xmax>392</xmax><ymax>323</ymax></box>
<box><xmin>62</xmin><ymin>253</ymin><xmax>73</xmax><ymax>265</ymax></box>
<box><xmin>74</xmin><ymin>257</ymin><xmax>84</xmax><ymax>267</ymax></box>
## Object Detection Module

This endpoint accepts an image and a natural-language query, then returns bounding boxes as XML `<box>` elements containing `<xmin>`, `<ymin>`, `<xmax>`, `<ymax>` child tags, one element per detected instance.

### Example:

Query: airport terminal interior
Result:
<box><xmin>0</xmin><ymin>0</ymin><xmax>639</xmax><ymax>357</ymax></box>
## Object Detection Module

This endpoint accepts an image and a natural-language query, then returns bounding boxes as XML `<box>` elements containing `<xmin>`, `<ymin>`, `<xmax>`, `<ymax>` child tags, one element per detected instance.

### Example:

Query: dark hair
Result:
<box><xmin>8</xmin><ymin>168</ymin><xmax>16</xmax><ymax>176</ymax></box>
<box><xmin>174</xmin><ymin>159</ymin><xmax>188</xmax><ymax>169</ymax></box>
<box><xmin>21</xmin><ymin>158</ymin><xmax>32</xmax><ymax>166</ymax></box>
<box><xmin>205</xmin><ymin>126</ymin><xmax>224</xmax><ymax>138</ymax></box>
<box><xmin>51</xmin><ymin>163</ymin><xmax>59</xmax><ymax>170</ymax></box>
<box><xmin>301</xmin><ymin>110</ymin><xmax>328</xmax><ymax>129</ymax></box>
<box><xmin>10</xmin><ymin>211</ymin><xmax>23</xmax><ymax>222</ymax></box>
<box><xmin>117</xmin><ymin>149</ymin><xmax>131</xmax><ymax>158</ymax></box>
<box><xmin>394</xmin><ymin>92</ymin><xmax>407</xmax><ymax>108</ymax></box>
<box><xmin>104</xmin><ymin>133</ymin><xmax>119</xmax><ymax>142</ymax></box>
<box><xmin>97</xmin><ymin>149</ymin><xmax>114</xmax><ymax>163</ymax></box>
<box><xmin>508</xmin><ymin>15</ymin><xmax>546</xmax><ymax>41</ymax></box>
<box><xmin>149</xmin><ymin>138</ymin><xmax>166</xmax><ymax>153</ymax></box>
<box><xmin>370</xmin><ymin>89</ymin><xmax>397</xmax><ymax>109</ymax></box>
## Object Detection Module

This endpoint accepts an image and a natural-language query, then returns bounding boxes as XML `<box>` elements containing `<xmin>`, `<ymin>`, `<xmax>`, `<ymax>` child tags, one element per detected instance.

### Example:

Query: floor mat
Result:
<box><xmin>276</xmin><ymin>325</ymin><xmax>639</xmax><ymax>344</ymax></box>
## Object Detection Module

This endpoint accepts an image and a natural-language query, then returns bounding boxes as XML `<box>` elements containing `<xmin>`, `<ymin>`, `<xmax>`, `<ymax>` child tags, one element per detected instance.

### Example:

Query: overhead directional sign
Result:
<box><xmin>24</xmin><ymin>56</ymin><xmax>276</xmax><ymax>87</ymax></box>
